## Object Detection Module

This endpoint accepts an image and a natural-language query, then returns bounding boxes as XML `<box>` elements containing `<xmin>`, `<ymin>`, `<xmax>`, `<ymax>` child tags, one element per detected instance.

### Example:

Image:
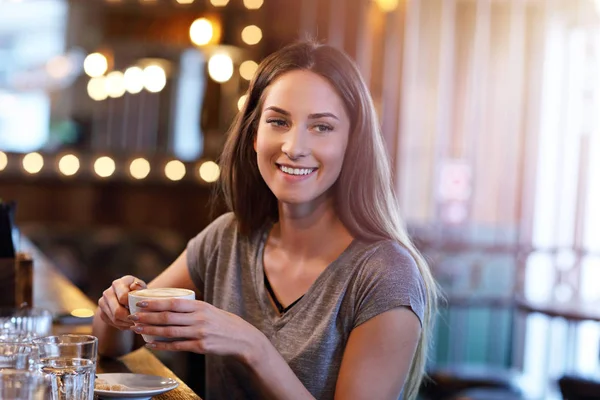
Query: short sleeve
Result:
<box><xmin>353</xmin><ymin>241</ymin><xmax>426</xmax><ymax>328</ymax></box>
<box><xmin>186</xmin><ymin>212</ymin><xmax>236</xmax><ymax>293</ymax></box>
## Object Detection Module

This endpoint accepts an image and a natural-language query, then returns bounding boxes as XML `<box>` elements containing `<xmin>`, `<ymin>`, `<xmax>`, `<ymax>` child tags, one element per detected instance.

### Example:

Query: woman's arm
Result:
<box><xmin>335</xmin><ymin>307</ymin><xmax>421</xmax><ymax>400</ymax></box>
<box><xmin>92</xmin><ymin>250</ymin><xmax>200</xmax><ymax>358</ymax></box>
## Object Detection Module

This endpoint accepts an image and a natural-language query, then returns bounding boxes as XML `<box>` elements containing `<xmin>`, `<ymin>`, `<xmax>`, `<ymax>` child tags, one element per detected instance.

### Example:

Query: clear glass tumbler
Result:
<box><xmin>33</xmin><ymin>334</ymin><xmax>98</xmax><ymax>400</ymax></box>
<box><xmin>0</xmin><ymin>369</ymin><xmax>48</xmax><ymax>400</ymax></box>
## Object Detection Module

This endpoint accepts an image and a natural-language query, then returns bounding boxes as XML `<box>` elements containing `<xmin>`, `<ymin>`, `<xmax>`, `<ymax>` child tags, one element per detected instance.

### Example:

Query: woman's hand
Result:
<box><xmin>98</xmin><ymin>275</ymin><xmax>147</xmax><ymax>331</ymax></box>
<box><xmin>127</xmin><ymin>299</ymin><xmax>265</xmax><ymax>363</ymax></box>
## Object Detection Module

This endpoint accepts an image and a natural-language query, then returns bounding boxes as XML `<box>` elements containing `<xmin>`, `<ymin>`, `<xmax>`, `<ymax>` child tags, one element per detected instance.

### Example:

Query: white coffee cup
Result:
<box><xmin>128</xmin><ymin>288</ymin><xmax>195</xmax><ymax>343</ymax></box>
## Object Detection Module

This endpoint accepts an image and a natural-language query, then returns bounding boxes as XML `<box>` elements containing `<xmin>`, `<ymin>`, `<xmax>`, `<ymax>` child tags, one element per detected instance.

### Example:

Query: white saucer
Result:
<box><xmin>94</xmin><ymin>373</ymin><xmax>178</xmax><ymax>399</ymax></box>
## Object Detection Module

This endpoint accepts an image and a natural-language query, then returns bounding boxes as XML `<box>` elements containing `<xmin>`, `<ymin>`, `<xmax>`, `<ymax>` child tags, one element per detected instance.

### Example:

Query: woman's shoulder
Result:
<box><xmin>353</xmin><ymin>239</ymin><xmax>419</xmax><ymax>274</ymax></box>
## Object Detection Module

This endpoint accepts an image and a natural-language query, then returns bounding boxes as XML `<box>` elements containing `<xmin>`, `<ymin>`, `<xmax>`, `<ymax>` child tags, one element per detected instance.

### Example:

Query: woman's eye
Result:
<box><xmin>266</xmin><ymin>118</ymin><xmax>288</xmax><ymax>128</ymax></box>
<box><xmin>314</xmin><ymin>124</ymin><xmax>333</xmax><ymax>133</ymax></box>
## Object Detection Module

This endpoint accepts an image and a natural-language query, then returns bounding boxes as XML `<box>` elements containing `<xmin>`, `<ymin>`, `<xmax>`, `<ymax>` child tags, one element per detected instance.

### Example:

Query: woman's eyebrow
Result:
<box><xmin>263</xmin><ymin>106</ymin><xmax>339</xmax><ymax>121</ymax></box>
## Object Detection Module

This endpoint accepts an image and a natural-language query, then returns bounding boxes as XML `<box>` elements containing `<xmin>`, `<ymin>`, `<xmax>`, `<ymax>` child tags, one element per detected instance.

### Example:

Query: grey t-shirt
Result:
<box><xmin>187</xmin><ymin>212</ymin><xmax>426</xmax><ymax>400</ymax></box>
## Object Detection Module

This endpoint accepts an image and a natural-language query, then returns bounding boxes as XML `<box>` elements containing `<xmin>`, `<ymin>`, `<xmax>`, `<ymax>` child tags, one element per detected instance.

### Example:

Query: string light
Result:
<box><xmin>58</xmin><ymin>154</ymin><xmax>80</xmax><ymax>176</ymax></box>
<box><xmin>208</xmin><ymin>53</ymin><xmax>234</xmax><ymax>83</ymax></box>
<box><xmin>87</xmin><ymin>77</ymin><xmax>108</xmax><ymax>101</ymax></box>
<box><xmin>165</xmin><ymin>160</ymin><xmax>186</xmax><ymax>181</ymax></box>
<box><xmin>22</xmin><ymin>152</ymin><xmax>44</xmax><ymax>174</ymax></box>
<box><xmin>0</xmin><ymin>152</ymin><xmax>7</xmax><ymax>171</ymax></box>
<box><xmin>243</xmin><ymin>0</ymin><xmax>263</xmax><ymax>9</ymax></box>
<box><xmin>190</xmin><ymin>18</ymin><xmax>213</xmax><ymax>46</ymax></box>
<box><xmin>124</xmin><ymin>66</ymin><xmax>144</xmax><ymax>94</ymax></box>
<box><xmin>239</xmin><ymin>60</ymin><xmax>258</xmax><ymax>81</ymax></box>
<box><xmin>105</xmin><ymin>71</ymin><xmax>126</xmax><ymax>98</ymax></box>
<box><xmin>237</xmin><ymin>94</ymin><xmax>247</xmax><ymax>111</ymax></box>
<box><xmin>94</xmin><ymin>156</ymin><xmax>116</xmax><ymax>178</ymax></box>
<box><xmin>143</xmin><ymin>65</ymin><xmax>167</xmax><ymax>93</ymax></box>
<box><xmin>199</xmin><ymin>161</ymin><xmax>220</xmax><ymax>182</ymax></box>
<box><xmin>209</xmin><ymin>0</ymin><xmax>228</xmax><ymax>6</ymax></box>
<box><xmin>241</xmin><ymin>25</ymin><xmax>262</xmax><ymax>45</ymax></box>
<box><xmin>130</xmin><ymin>158</ymin><xmax>151</xmax><ymax>179</ymax></box>
<box><xmin>374</xmin><ymin>0</ymin><xmax>398</xmax><ymax>12</ymax></box>
<box><xmin>83</xmin><ymin>53</ymin><xmax>108</xmax><ymax>78</ymax></box>
<box><xmin>176</xmin><ymin>0</ymin><xmax>194</xmax><ymax>3</ymax></box>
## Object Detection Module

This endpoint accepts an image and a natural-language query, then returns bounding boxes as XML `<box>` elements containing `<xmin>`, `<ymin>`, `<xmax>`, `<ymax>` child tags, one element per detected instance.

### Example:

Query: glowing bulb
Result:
<box><xmin>124</xmin><ymin>66</ymin><xmax>144</xmax><ymax>94</ymax></box>
<box><xmin>58</xmin><ymin>154</ymin><xmax>80</xmax><ymax>176</ymax></box>
<box><xmin>374</xmin><ymin>0</ymin><xmax>398</xmax><ymax>12</ymax></box>
<box><xmin>87</xmin><ymin>77</ymin><xmax>108</xmax><ymax>101</ymax></box>
<box><xmin>241</xmin><ymin>25</ymin><xmax>262</xmax><ymax>45</ymax></box>
<box><xmin>94</xmin><ymin>156</ymin><xmax>116</xmax><ymax>178</ymax></box>
<box><xmin>209</xmin><ymin>0</ymin><xmax>228</xmax><ymax>6</ymax></box>
<box><xmin>143</xmin><ymin>65</ymin><xmax>167</xmax><ymax>93</ymax></box>
<box><xmin>70</xmin><ymin>308</ymin><xmax>95</xmax><ymax>318</ymax></box>
<box><xmin>0</xmin><ymin>152</ymin><xmax>7</xmax><ymax>171</ymax></box>
<box><xmin>83</xmin><ymin>53</ymin><xmax>108</xmax><ymax>78</ymax></box>
<box><xmin>22</xmin><ymin>152</ymin><xmax>43</xmax><ymax>174</ymax></box>
<box><xmin>176</xmin><ymin>0</ymin><xmax>194</xmax><ymax>3</ymax></box>
<box><xmin>199</xmin><ymin>161</ymin><xmax>220</xmax><ymax>182</ymax></box>
<box><xmin>239</xmin><ymin>60</ymin><xmax>258</xmax><ymax>81</ymax></box>
<box><xmin>165</xmin><ymin>160</ymin><xmax>186</xmax><ymax>181</ymax></box>
<box><xmin>105</xmin><ymin>71</ymin><xmax>126</xmax><ymax>98</ymax></box>
<box><xmin>208</xmin><ymin>53</ymin><xmax>234</xmax><ymax>83</ymax></box>
<box><xmin>130</xmin><ymin>158</ymin><xmax>151</xmax><ymax>179</ymax></box>
<box><xmin>190</xmin><ymin>18</ymin><xmax>213</xmax><ymax>46</ymax></box>
<box><xmin>243</xmin><ymin>0</ymin><xmax>263</xmax><ymax>9</ymax></box>
<box><xmin>237</xmin><ymin>94</ymin><xmax>247</xmax><ymax>111</ymax></box>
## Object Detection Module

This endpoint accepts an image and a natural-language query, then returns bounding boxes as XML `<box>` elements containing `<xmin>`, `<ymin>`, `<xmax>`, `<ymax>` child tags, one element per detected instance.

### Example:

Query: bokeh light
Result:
<box><xmin>94</xmin><ymin>156</ymin><xmax>116</xmax><ymax>178</ymax></box>
<box><xmin>105</xmin><ymin>71</ymin><xmax>126</xmax><ymax>98</ymax></box>
<box><xmin>143</xmin><ymin>65</ymin><xmax>167</xmax><ymax>93</ymax></box>
<box><xmin>243</xmin><ymin>0</ymin><xmax>263</xmax><ymax>9</ymax></box>
<box><xmin>22</xmin><ymin>152</ymin><xmax>43</xmax><ymax>174</ymax></box>
<box><xmin>124</xmin><ymin>66</ymin><xmax>144</xmax><ymax>94</ymax></box>
<box><xmin>130</xmin><ymin>158</ymin><xmax>151</xmax><ymax>179</ymax></box>
<box><xmin>83</xmin><ymin>53</ymin><xmax>108</xmax><ymax>78</ymax></box>
<box><xmin>239</xmin><ymin>60</ymin><xmax>258</xmax><ymax>81</ymax></box>
<box><xmin>58</xmin><ymin>154</ymin><xmax>80</xmax><ymax>176</ymax></box>
<box><xmin>199</xmin><ymin>161</ymin><xmax>220</xmax><ymax>182</ymax></box>
<box><xmin>237</xmin><ymin>94</ymin><xmax>247</xmax><ymax>111</ymax></box>
<box><xmin>241</xmin><ymin>25</ymin><xmax>262</xmax><ymax>45</ymax></box>
<box><xmin>165</xmin><ymin>160</ymin><xmax>186</xmax><ymax>181</ymax></box>
<box><xmin>190</xmin><ymin>18</ymin><xmax>213</xmax><ymax>46</ymax></box>
<box><xmin>87</xmin><ymin>77</ymin><xmax>108</xmax><ymax>101</ymax></box>
<box><xmin>0</xmin><ymin>152</ymin><xmax>7</xmax><ymax>172</ymax></box>
<box><xmin>208</xmin><ymin>54</ymin><xmax>234</xmax><ymax>83</ymax></box>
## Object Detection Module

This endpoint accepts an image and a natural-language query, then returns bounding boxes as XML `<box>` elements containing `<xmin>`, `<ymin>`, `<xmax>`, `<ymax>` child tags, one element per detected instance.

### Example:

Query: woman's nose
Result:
<box><xmin>281</xmin><ymin>128</ymin><xmax>310</xmax><ymax>159</ymax></box>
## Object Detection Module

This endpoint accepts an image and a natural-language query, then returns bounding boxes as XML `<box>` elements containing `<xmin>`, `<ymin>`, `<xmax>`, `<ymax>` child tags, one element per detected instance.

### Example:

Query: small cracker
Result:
<box><xmin>110</xmin><ymin>383</ymin><xmax>130</xmax><ymax>391</ymax></box>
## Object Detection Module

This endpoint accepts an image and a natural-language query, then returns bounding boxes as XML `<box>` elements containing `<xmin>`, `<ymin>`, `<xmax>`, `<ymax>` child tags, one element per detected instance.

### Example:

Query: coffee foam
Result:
<box><xmin>131</xmin><ymin>288</ymin><xmax>194</xmax><ymax>298</ymax></box>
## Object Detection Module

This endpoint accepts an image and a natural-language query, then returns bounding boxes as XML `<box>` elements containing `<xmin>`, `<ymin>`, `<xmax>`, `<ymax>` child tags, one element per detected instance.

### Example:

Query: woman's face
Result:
<box><xmin>254</xmin><ymin>69</ymin><xmax>351</xmax><ymax>209</ymax></box>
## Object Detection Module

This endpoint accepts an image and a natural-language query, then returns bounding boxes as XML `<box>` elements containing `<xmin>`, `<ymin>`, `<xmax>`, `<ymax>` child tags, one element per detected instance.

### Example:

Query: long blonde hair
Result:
<box><xmin>219</xmin><ymin>40</ymin><xmax>438</xmax><ymax>400</ymax></box>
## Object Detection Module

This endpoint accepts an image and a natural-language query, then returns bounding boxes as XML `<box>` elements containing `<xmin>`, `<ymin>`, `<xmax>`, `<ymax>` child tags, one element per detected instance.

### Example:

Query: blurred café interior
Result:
<box><xmin>0</xmin><ymin>0</ymin><xmax>600</xmax><ymax>398</ymax></box>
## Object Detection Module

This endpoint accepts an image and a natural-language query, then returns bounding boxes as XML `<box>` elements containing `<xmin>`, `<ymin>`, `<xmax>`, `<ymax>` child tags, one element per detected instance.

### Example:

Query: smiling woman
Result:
<box><xmin>254</xmin><ymin>69</ymin><xmax>350</xmax><ymax>207</ymax></box>
<box><xmin>93</xmin><ymin>40</ymin><xmax>438</xmax><ymax>400</ymax></box>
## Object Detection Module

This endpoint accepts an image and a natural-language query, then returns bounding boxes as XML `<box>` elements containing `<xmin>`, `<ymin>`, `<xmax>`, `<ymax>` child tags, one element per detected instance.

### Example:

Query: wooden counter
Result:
<box><xmin>25</xmin><ymin>239</ymin><xmax>201</xmax><ymax>400</ymax></box>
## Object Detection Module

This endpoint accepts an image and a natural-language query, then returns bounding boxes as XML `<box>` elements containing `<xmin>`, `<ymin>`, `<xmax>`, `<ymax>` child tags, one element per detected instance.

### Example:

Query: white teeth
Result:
<box><xmin>279</xmin><ymin>165</ymin><xmax>315</xmax><ymax>176</ymax></box>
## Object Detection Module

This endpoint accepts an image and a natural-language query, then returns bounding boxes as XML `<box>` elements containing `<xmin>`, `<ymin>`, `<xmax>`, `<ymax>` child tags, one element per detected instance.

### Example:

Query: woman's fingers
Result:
<box><xmin>145</xmin><ymin>340</ymin><xmax>202</xmax><ymax>352</ymax></box>
<box><xmin>133</xmin><ymin>298</ymin><xmax>203</xmax><ymax>313</ymax></box>
<box><xmin>129</xmin><ymin>310</ymin><xmax>201</xmax><ymax>326</ymax></box>
<box><xmin>131</xmin><ymin>324</ymin><xmax>195</xmax><ymax>339</ymax></box>
<box><xmin>98</xmin><ymin>297</ymin><xmax>132</xmax><ymax>329</ymax></box>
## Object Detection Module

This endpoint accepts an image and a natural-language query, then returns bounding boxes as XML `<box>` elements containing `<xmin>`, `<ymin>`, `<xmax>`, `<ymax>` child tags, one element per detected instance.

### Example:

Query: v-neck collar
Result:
<box><xmin>252</xmin><ymin>227</ymin><xmax>357</xmax><ymax>329</ymax></box>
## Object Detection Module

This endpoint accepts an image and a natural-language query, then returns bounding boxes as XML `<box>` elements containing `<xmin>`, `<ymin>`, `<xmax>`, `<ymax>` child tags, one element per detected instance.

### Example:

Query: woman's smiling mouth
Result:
<box><xmin>276</xmin><ymin>163</ymin><xmax>318</xmax><ymax>178</ymax></box>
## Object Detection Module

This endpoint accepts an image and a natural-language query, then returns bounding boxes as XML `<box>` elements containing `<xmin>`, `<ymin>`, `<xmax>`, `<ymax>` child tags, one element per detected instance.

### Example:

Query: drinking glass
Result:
<box><xmin>33</xmin><ymin>335</ymin><xmax>98</xmax><ymax>400</ymax></box>
<box><xmin>0</xmin><ymin>307</ymin><xmax>53</xmax><ymax>338</ymax></box>
<box><xmin>0</xmin><ymin>369</ymin><xmax>48</xmax><ymax>400</ymax></box>
<box><xmin>0</xmin><ymin>340</ymin><xmax>38</xmax><ymax>370</ymax></box>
